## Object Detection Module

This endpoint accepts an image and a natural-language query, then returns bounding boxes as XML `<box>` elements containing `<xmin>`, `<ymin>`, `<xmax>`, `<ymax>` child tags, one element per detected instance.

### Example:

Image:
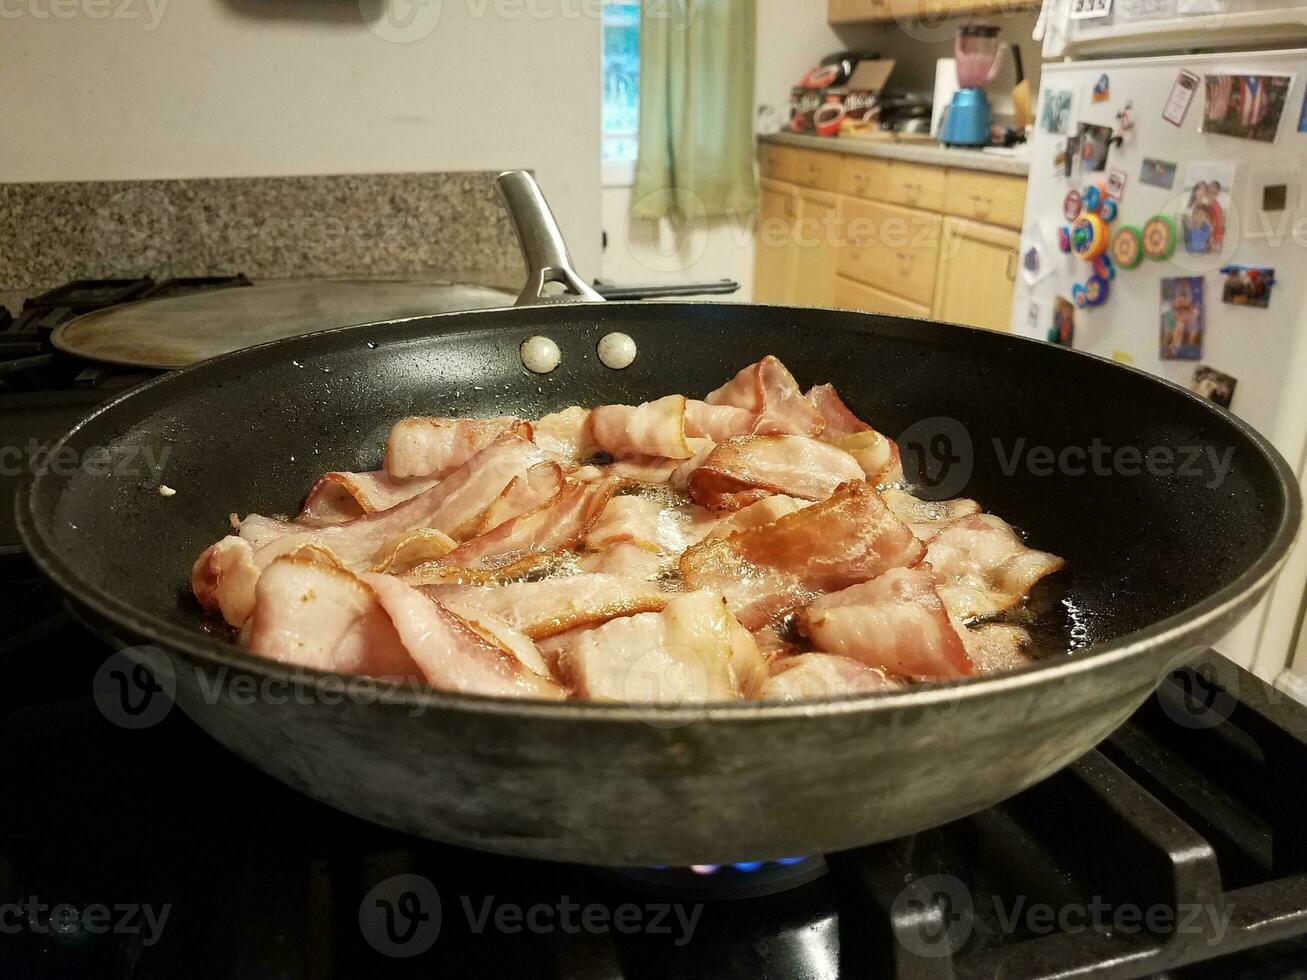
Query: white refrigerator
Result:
<box><xmin>1010</xmin><ymin>45</ymin><xmax>1307</xmax><ymax>699</ymax></box>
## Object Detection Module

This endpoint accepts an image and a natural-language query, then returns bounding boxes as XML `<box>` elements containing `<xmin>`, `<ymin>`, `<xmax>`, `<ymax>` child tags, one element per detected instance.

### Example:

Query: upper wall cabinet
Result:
<box><xmin>829</xmin><ymin>0</ymin><xmax>1037</xmax><ymax>24</ymax></box>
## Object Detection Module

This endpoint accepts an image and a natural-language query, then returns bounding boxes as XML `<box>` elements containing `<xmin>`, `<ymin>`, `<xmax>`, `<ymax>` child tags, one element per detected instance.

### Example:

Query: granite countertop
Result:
<box><xmin>761</xmin><ymin>132</ymin><xmax>1030</xmax><ymax>177</ymax></box>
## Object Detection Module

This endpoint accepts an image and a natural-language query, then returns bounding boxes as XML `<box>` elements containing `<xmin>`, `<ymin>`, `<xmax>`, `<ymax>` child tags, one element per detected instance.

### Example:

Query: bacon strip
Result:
<box><xmin>431</xmin><ymin>479</ymin><xmax>620</xmax><ymax>572</ymax></box>
<box><xmin>422</xmin><ymin>573</ymin><xmax>669</xmax><ymax>639</ymax></box>
<box><xmin>584</xmin><ymin>495</ymin><xmax>664</xmax><ymax>553</ymax></box>
<box><xmin>882</xmin><ymin>489</ymin><xmax>982</xmax><ymax>541</ymax></box>
<box><xmin>688</xmin><ymin>435</ymin><xmax>864</xmax><ymax>510</ymax></box>
<box><xmin>371</xmin><ymin>528</ymin><xmax>458</xmax><ymax>574</ymax></box>
<box><xmin>685</xmin><ymin>400</ymin><xmax>755</xmax><ymax>441</ymax></box>
<box><xmin>578</xmin><ymin>542</ymin><xmax>670</xmax><ymax>579</ymax></box>
<box><xmin>798</xmin><ymin>566</ymin><xmax>974</xmax><ymax>680</ymax></box>
<box><xmin>805</xmin><ymin>383</ymin><xmax>870</xmax><ymax>438</ymax></box>
<box><xmin>762</xmin><ymin>653</ymin><xmax>901</xmax><ymax>700</ymax></box>
<box><xmin>384</xmin><ymin>416</ymin><xmax>528</xmax><ymax>479</ymax></box>
<box><xmin>959</xmin><ymin>622</ymin><xmax>1035</xmax><ymax>675</ymax></box>
<box><xmin>236</xmin><ymin>435</ymin><xmax>550</xmax><ymax>568</ymax></box>
<box><xmin>192</xmin><ymin>535</ymin><xmax>261</xmax><ymax>627</ymax></box>
<box><xmin>590</xmin><ymin>394</ymin><xmax>693</xmax><ymax>459</ymax></box>
<box><xmin>476</xmin><ymin>462</ymin><xmax>566</xmax><ymax>534</ymax></box>
<box><xmin>532</xmin><ymin>406</ymin><xmax>597</xmax><ymax>464</ymax></box>
<box><xmin>680</xmin><ymin>482</ymin><xmax>925</xmax><ymax>628</ymax></box>
<box><xmin>557</xmin><ymin>591</ymin><xmax>763</xmax><ymax>703</ymax></box>
<box><xmin>241</xmin><ymin>555</ymin><xmax>419</xmax><ymax>678</ymax></box>
<box><xmin>926</xmin><ymin>514</ymin><xmax>1066</xmax><ymax>620</ymax></box>
<box><xmin>363</xmin><ymin>573</ymin><xmax>565</xmax><ymax>699</ymax></box>
<box><xmin>299</xmin><ymin>471</ymin><xmax>444</xmax><ymax>524</ymax></box>
<box><xmin>705</xmin><ymin>356</ymin><xmax>826</xmax><ymax>437</ymax></box>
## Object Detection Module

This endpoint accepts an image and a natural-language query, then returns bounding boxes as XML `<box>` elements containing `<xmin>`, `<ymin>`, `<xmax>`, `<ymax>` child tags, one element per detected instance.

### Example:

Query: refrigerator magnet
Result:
<box><xmin>1190</xmin><ymin>365</ymin><xmax>1237</xmax><ymax>409</ymax></box>
<box><xmin>1142</xmin><ymin>215</ymin><xmax>1178</xmax><ymax>260</ymax></box>
<box><xmin>1241</xmin><ymin>160</ymin><xmax>1300</xmax><ymax>239</ymax></box>
<box><xmin>1159</xmin><ymin>276</ymin><xmax>1205</xmax><ymax>361</ymax></box>
<box><xmin>1180</xmin><ymin>162</ymin><xmax>1235</xmax><ymax>255</ymax></box>
<box><xmin>1049</xmin><ymin>297</ymin><xmax>1075</xmax><ymax>347</ymax></box>
<box><xmin>1111</xmin><ymin>350</ymin><xmax>1135</xmax><ymax>365</ymax></box>
<box><xmin>1139</xmin><ymin>158</ymin><xmax>1178</xmax><ymax>190</ymax></box>
<box><xmin>1020</xmin><ymin>229</ymin><xmax>1054</xmax><ymax>286</ymax></box>
<box><xmin>1219</xmin><ymin>264</ymin><xmax>1275</xmax><ymax>308</ymax></box>
<box><xmin>1162</xmin><ymin>69</ymin><xmax>1200</xmax><ymax>127</ymax></box>
<box><xmin>1201</xmin><ymin>74</ymin><xmax>1293</xmax><ymax>143</ymax></box>
<box><xmin>1106</xmin><ymin>168</ymin><xmax>1127</xmax><ymax>199</ymax></box>
<box><xmin>1077</xmin><ymin>123</ymin><xmax>1113</xmax><ymax>172</ymax></box>
<box><xmin>1070</xmin><ymin>0</ymin><xmax>1112</xmax><ymax>18</ymax></box>
<box><xmin>1039</xmin><ymin>88</ymin><xmax>1079</xmax><ymax>135</ymax></box>
<box><xmin>1091</xmin><ymin>74</ymin><xmax>1111</xmax><ymax>103</ymax></box>
<box><xmin>1027</xmin><ymin>301</ymin><xmax>1042</xmax><ymax>332</ymax></box>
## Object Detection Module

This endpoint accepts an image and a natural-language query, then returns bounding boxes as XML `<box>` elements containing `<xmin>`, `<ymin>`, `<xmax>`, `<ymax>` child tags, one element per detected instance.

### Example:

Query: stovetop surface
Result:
<box><xmin>4</xmin><ymin>560</ymin><xmax>1307</xmax><ymax>980</ymax></box>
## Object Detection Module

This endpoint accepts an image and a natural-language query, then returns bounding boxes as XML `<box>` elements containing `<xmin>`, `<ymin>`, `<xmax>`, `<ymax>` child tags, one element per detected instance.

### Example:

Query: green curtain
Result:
<box><xmin>630</xmin><ymin>0</ymin><xmax>758</xmax><ymax>221</ymax></box>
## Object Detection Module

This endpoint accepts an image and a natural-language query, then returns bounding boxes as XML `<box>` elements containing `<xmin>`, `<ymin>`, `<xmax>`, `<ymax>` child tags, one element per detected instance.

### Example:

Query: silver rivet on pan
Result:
<box><xmin>520</xmin><ymin>336</ymin><xmax>561</xmax><ymax>374</ymax></box>
<box><xmin>597</xmin><ymin>332</ymin><xmax>637</xmax><ymax>370</ymax></box>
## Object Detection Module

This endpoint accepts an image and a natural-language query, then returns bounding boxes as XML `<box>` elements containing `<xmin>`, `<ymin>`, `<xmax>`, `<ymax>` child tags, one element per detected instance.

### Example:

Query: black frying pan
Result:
<box><xmin>17</xmin><ymin>172</ymin><xmax>1301</xmax><ymax>866</ymax></box>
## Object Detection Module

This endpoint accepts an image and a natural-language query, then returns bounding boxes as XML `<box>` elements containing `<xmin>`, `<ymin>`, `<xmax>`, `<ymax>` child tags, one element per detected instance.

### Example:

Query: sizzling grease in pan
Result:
<box><xmin>191</xmin><ymin>357</ymin><xmax>1068</xmax><ymax>702</ymax></box>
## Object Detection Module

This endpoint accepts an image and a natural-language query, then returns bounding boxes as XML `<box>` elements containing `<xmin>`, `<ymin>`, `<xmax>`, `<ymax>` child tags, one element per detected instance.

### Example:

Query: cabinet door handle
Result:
<box><xmin>1005</xmin><ymin>249</ymin><xmax>1017</xmax><ymax>281</ymax></box>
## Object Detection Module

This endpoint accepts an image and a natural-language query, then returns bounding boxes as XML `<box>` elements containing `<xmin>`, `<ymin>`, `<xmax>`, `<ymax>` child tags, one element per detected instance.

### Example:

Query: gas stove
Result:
<box><xmin>4</xmin><ymin>575</ymin><xmax>1307</xmax><ymax>980</ymax></box>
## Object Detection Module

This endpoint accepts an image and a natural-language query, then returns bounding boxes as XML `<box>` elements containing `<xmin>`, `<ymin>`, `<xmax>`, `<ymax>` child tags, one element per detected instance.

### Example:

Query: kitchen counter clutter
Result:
<box><xmin>755</xmin><ymin>135</ymin><xmax>1028</xmax><ymax>331</ymax></box>
<box><xmin>761</xmin><ymin>132</ymin><xmax>1030</xmax><ymax>177</ymax></box>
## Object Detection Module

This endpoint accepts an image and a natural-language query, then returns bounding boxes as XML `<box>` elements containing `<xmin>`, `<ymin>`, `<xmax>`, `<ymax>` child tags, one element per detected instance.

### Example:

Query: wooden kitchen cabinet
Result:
<box><xmin>752</xmin><ymin>139</ymin><xmax>1027</xmax><ymax>327</ymax></box>
<box><xmin>932</xmin><ymin>217</ymin><xmax>1020</xmax><ymax>331</ymax></box>
<box><xmin>754</xmin><ymin>179</ymin><xmax>800</xmax><ymax>305</ymax></box>
<box><xmin>794</xmin><ymin>188</ymin><xmax>840</xmax><ymax>307</ymax></box>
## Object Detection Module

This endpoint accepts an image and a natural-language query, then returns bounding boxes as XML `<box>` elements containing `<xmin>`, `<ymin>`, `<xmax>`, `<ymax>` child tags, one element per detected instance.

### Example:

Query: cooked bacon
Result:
<box><xmin>685</xmin><ymin>399</ymin><xmax>755</xmax><ymax>441</ymax></box>
<box><xmin>192</xmin><ymin>535</ymin><xmax>261</xmax><ymax>627</ymax></box>
<box><xmin>688</xmin><ymin>435</ymin><xmax>865</xmax><ymax>510</ymax></box>
<box><xmin>584</xmin><ymin>495</ymin><xmax>663</xmax><ymax>553</ymax></box>
<box><xmin>432</xmin><ymin>479</ymin><xmax>619</xmax><ymax>571</ymax></box>
<box><xmin>371</xmin><ymin>528</ymin><xmax>458</xmax><ymax>574</ymax></box>
<box><xmin>299</xmin><ymin>471</ymin><xmax>443</xmax><ymax>524</ymax></box>
<box><xmin>680</xmin><ymin>482</ymin><xmax>924</xmax><ymax>628</ymax></box>
<box><xmin>578</xmin><ymin>542</ymin><xmax>670</xmax><ymax>579</ymax></box>
<box><xmin>926</xmin><ymin>514</ymin><xmax>1066</xmax><ymax>620</ymax></box>
<box><xmin>363</xmin><ymin>573</ymin><xmax>565</xmax><ymax>699</ymax></box>
<box><xmin>762</xmin><ymin>653</ymin><xmax>901</xmax><ymax>700</ymax></box>
<box><xmin>805</xmin><ymin>383</ymin><xmax>870</xmax><ymax>438</ymax></box>
<box><xmin>590</xmin><ymin>394</ymin><xmax>693</xmax><ymax>460</ymax></box>
<box><xmin>435</xmin><ymin>599</ymin><xmax>554</xmax><ymax>680</ymax></box>
<box><xmin>424</xmin><ymin>573</ymin><xmax>668</xmax><ymax>639</ymax></box>
<box><xmin>532</xmin><ymin>406</ymin><xmax>597</xmax><ymax>464</ymax></box>
<box><xmin>705</xmin><ymin>356</ymin><xmax>826</xmax><ymax>437</ymax></box>
<box><xmin>831</xmin><ymin>430</ymin><xmax>902</xmax><ymax>485</ymax></box>
<box><xmin>752</xmin><ymin>625</ymin><xmax>802</xmax><ymax>662</ymax></box>
<box><xmin>882</xmin><ymin>489</ymin><xmax>982</xmax><ymax>541</ymax></box>
<box><xmin>384</xmin><ymin>416</ymin><xmax>528</xmax><ymax>479</ymax></box>
<box><xmin>798</xmin><ymin>566</ymin><xmax>974</xmax><ymax>680</ymax></box>
<box><xmin>237</xmin><ymin>435</ymin><xmax>550</xmax><ymax>568</ymax></box>
<box><xmin>242</xmin><ymin>555</ymin><xmax>419</xmax><ymax>678</ymax></box>
<box><xmin>573</xmin><ymin>438</ymin><xmax>715</xmax><ymax>488</ymax></box>
<box><xmin>558</xmin><ymin>591</ymin><xmax>760</xmax><ymax>703</ymax></box>
<box><xmin>959</xmin><ymin>622</ymin><xmax>1035</xmax><ymax>675</ymax></box>
<box><xmin>705</xmin><ymin>495</ymin><xmax>809</xmax><ymax>539</ymax></box>
<box><xmin>476</xmin><ymin>461</ymin><xmax>566</xmax><ymax>534</ymax></box>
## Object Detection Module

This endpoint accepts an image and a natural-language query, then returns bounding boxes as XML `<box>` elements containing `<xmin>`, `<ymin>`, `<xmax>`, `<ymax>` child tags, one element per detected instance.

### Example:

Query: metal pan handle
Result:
<box><xmin>495</xmin><ymin>170</ymin><xmax>605</xmax><ymax>307</ymax></box>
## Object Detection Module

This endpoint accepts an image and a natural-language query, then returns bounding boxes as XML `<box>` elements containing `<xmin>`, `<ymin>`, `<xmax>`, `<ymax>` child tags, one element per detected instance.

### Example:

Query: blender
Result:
<box><xmin>941</xmin><ymin>24</ymin><xmax>1005</xmax><ymax>147</ymax></box>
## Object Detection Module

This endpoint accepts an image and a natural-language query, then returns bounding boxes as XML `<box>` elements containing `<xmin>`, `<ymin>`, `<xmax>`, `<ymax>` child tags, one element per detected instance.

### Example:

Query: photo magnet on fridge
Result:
<box><xmin>1201</xmin><ymin>74</ymin><xmax>1292</xmax><ymax>143</ymax></box>
<box><xmin>1163</xmin><ymin>69</ymin><xmax>1200</xmax><ymax>127</ymax></box>
<box><xmin>1040</xmin><ymin>88</ymin><xmax>1079</xmax><ymax>135</ymax></box>
<box><xmin>1091</xmin><ymin>74</ymin><xmax>1111</xmax><ymax>103</ymax></box>
<box><xmin>1106</xmin><ymin>168</ymin><xmax>1128</xmax><ymax>199</ymax></box>
<box><xmin>1049</xmin><ymin>297</ymin><xmax>1076</xmax><ymax>347</ymax></box>
<box><xmin>1070</xmin><ymin>0</ymin><xmax>1113</xmax><ymax>17</ymax></box>
<box><xmin>1220</xmin><ymin>264</ymin><xmax>1276</xmax><ymax>307</ymax></box>
<box><xmin>1077</xmin><ymin>123</ymin><xmax>1113</xmax><ymax>172</ymax></box>
<box><xmin>1190</xmin><ymin>365</ymin><xmax>1237</xmax><ymax>408</ymax></box>
<box><xmin>1241</xmin><ymin>159</ymin><xmax>1300</xmax><ymax>239</ymax></box>
<box><xmin>1139</xmin><ymin>158</ymin><xmax>1178</xmax><ymax>190</ymax></box>
<box><xmin>1180</xmin><ymin>161</ymin><xmax>1236</xmax><ymax>255</ymax></box>
<box><xmin>1160</xmin><ymin>276</ymin><xmax>1205</xmax><ymax>360</ymax></box>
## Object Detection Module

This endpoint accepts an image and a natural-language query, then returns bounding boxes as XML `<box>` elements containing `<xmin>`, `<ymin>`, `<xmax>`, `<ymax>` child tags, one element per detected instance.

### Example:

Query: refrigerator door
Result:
<box><xmin>1061</xmin><ymin>0</ymin><xmax>1307</xmax><ymax>56</ymax></box>
<box><xmin>1012</xmin><ymin>49</ymin><xmax>1307</xmax><ymax>685</ymax></box>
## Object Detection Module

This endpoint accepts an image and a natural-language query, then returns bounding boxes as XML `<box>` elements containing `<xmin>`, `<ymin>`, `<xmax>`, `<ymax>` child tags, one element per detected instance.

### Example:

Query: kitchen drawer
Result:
<box><xmin>880</xmin><ymin>160</ymin><xmax>945</xmax><ymax>211</ymax></box>
<box><xmin>834</xmin><ymin>276</ymin><xmax>930</xmax><ymax>318</ymax></box>
<box><xmin>828</xmin><ymin>0</ymin><xmax>893</xmax><ymax>22</ymax></box>
<box><xmin>838</xmin><ymin>197</ymin><xmax>941</xmax><ymax>307</ymax></box>
<box><xmin>792</xmin><ymin>149</ymin><xmax>843</xmax><ymax>191</ymax></box>
<box><xmin>943</xmin><ymin>170</ymin><xmax>1027</xmax><ymax>229</ymax></box>
<box><xmin>759</xmin><ymin>143</ymin><xmax>799</xmax><ymax>183</ymax></box>
<box><xmin>840</xmin><ymin>155</ymin><xmax>891</xmax><ymax>201</ymax></box>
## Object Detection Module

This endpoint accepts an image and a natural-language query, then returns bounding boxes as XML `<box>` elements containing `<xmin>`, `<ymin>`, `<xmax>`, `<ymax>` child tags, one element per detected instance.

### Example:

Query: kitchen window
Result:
<box><xmin>602</xmin><ymin>0</ymin><xmax>640</xmax><ymax>186</ymax></box>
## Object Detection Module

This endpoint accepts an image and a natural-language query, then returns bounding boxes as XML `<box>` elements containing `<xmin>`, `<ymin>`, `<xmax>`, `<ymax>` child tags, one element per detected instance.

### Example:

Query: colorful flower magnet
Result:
<box><xmin>1110</xmin><ymin>225</ymin><xmax>1144</xmax><ymax>269</ymax></box>
<box><xmin>1142</xmin><ymin>215</ymin><xmax>1177</xmax><ymax>261</ymax></box>
<box><xmin>1083</xmin><ymin>275</ymin><xmax>1110</xmax><ymax>306</ymax></box>
<box><xmin>1071</xmin><ymin>213</ymin><xmax>1110</xmax><ymax>260</ymax></box>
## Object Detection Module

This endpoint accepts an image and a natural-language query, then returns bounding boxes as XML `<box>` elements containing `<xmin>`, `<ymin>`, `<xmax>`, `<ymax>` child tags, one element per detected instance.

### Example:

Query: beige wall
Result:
<box><xmin>0</xmin><ymin>0</ymin><xmax>603</xmax><ymax>279</ymax></box>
